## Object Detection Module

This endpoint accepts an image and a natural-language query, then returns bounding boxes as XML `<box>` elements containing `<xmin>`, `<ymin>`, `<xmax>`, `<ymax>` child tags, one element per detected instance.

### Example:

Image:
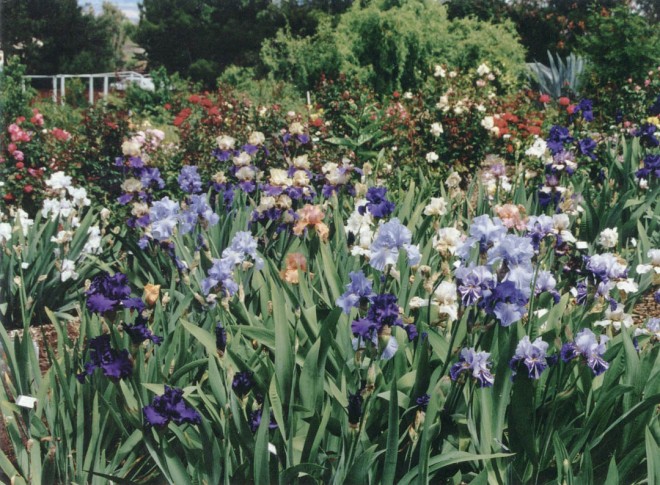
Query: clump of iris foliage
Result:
<box><xmin>0</xmin><ymin>74</ymin><xmax>659</xmax><ymax>485</ymax></box>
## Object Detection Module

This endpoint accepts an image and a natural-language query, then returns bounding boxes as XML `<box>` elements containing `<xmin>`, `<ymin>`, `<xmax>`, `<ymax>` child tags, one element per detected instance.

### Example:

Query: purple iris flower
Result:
<box><xmin>450</xmin><ymin>347</ymin><xmax>494</xmax><ymax>387</ymax></box>
<box><xmin>215</xmin><ymin>322</ymin><xmax>227</xmax><ymax>353</ymax></box>
<box><xmin>586</xmin><ymin>253</ymin><xmax>628</xmax><ymax>282</ymax></box>
<box><xmin>178</xmin><ymin>166</ymin><xmax>203</xmax><ymax>194</ymax></box>
<box><xmin>360</xmin><ymin>187</ymin><xmax>395</xmax><ymax>219</ymax></box>
<box><xmin>578</xmin><ymin>138</ymin><xmax>597</xmax><ymax>160</ymax></box>
<box><xmin>123</xmin><ymin>315</ymin><xmax>163</xmax><ymax>345</ymax></box>
<box><xmin>336</xmin><ymin>271</ymin><xmax>375</xmax><ymax>314</ymax></box>
<box><xmin>347</xmin><ymin>392</ymin><xmax>363</xmax><ymax>426</ymax></box>
<box><xmin>510</xmin><ymin>336</ymin><xmax>551</xmax><ymax>379</ymax></box>
<box><xmin>369</xmin><ymin>218</ymin><xmax>420</xmax><ymax>270</ymax></box>
<box><xmin>140</xmin><ymin>167</ymin><xmax>165</xmax><ymax>189</ymax></box>
<box><xmin>416</xmin><ymin>394</ymin><xmax>430</xmax><ymax>411</ymax></box>
<box><xmin>77</xmin><ymin>334</ymin><xmax>133</xmax><ymax>382</ymax></box>
<box><xmin>249</xmin><ymin>408</ymin><xmax>278</xmax><ymax>433</ymax></box>
<box><xmin>526</xmin><ymin>215</ymin><xmax>554</xmax><ymax>250</ymax></box>
<box><xmin>575</xmin><ymin>99</ymin><xmax>594</xmax><ymax>122</ymax></box>
<box><xmin>143</xmin><ymin>386</ymin><xmax>201</xmax><ymax>427</ymax></box>
<box><xmin>86</xmin><ymin>272</ymin><xmax>141</xmax><ymax>314</ymax></box>
<box><xmin>635</xmin><ymin>154</ymin><xmax>660</xmax><ymax>180</ymax></box>
<box><xmin>633</xmin><ymin>123</ymin><xmax>659</xmax><ymax>148</ymax></box>
<box><xmin>455</xmin><ymin>264</ymin><xmax>495</xmax><ymax>306</ymax></box>
<box><xmin>546</xmin><ymin>125</ymin><xmax>574</xmax><ymax>154</ymax></box>
<box><xmin>560</xmin><ymin>328</ymin><xmax>608</xmax><ymax>376</ymax></box>
<box><xmin>232</xmin><ymin>371</ymin><xmax>255</xmax><ymax>397</ymax></box>
<box><xmin>487</xmin><ymin>235</ymin><xmax>535</xmax><ymax>267</ymax></box>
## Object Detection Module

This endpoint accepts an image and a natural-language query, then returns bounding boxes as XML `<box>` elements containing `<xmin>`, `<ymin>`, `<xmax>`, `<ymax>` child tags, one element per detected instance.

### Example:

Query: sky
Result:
<box><xmin>79</xmin><ymin>1</ymin><xmax>140</xmax><ymax>22</ymax></box>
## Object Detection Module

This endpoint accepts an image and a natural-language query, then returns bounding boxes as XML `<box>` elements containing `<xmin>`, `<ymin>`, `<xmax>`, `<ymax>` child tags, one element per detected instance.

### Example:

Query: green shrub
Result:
<box><xmin>578</xmin><ymin>6</ymin><xmax>660</xmax><ymax>90</ymax></box>
<box><xmin>260</xmin><ymin>0</ymin><xmax>527</xmax><ymax>95</ymax></box>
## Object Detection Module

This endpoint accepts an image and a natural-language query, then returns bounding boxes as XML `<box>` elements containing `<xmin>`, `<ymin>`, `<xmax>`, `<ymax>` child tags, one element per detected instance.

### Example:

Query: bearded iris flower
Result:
<box><xmin>561</xmin><ymin>328</ymin><xmax>609</xmax><ymax>376</ymax></box>
<box><xmin>77</xmin><ymin>334</ymin><xmax>133</xmax><ymax>382</ymax></box>
<box><xmin>510</xmin><ymin>336</ymin><xmax>553</xmax><ymax>379</ymax></box>
<box><xmin>450</xmin><ymin>348</ymin><xmax>494</xmax><ymax>387</ymax></box>
<box><xmin>143</xmin><ymin>386</ymin><xmax>201</xmax><ymax>427</ymax></box>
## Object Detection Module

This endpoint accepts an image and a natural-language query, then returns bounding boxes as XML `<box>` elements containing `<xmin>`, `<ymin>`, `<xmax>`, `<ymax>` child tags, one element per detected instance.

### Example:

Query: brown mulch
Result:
<box><xmin>632</xmin><ymin>290</ymin><xmax>660</xmax><ymax>325</ymax></box>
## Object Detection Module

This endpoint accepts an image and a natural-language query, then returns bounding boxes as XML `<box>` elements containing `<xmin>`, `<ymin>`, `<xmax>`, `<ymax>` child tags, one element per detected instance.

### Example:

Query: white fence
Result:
<box><xmin>22</xmin><ymin>71</ymin><xmax>154</xmax><ymax>105</ymax></box>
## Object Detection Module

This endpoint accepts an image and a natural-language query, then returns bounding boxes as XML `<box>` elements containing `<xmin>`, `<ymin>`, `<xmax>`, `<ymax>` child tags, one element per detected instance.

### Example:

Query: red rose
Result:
<box><xmin>23</xmin><ymin>185</ymin><xmax>33</xmax><ymax>194</ymax></box>
<box><xmin>539</xmin><ymin>94</ymin><xmax>551</xmax><ymax>103</ymax></box>
<box><xmin>164</xmin><ymin>103</ymin><xmax>172</xmax><ymax>110</ymax></box>
<box><xmin>15</xmin><ymin>162</ymin><xmax>24</xmax><ymax>169</ymax></box>
<box><xmin>3</xmin><ymin>193</ymin><xmax>14</xmax><ymax>202</ymax></box>
<box><xmin>558</xmin><ymin>97</ymin><xmax>570</xmax><ymax>106</ymax></box>
<box><xmin>567</xmin><ymin>105</ymin><xmax>576</xmax><ymax>115</ymax></box>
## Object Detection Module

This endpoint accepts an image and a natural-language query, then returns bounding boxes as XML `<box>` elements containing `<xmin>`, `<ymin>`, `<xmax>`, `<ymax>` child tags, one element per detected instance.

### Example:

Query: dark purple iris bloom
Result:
<box><xmin>546</xmin><ymin>125</ymin><xmax>574</xmax><ymax>154</ymax></box>
<box><xmin>351</xmin><ymin>318</ymin><xmax>379</xmax><ymax>340</ymax></box>
<box><xmin>232</xmin><ymin>371</ymin><xmax>255</xmax><ymax>397</ymax></box>
<box><xmin>578</xmin><ymin>138</ymin><xmax>597</xmax><ymax>160</ymax></box>
<box><xmin>215</xmin><ymin>322</ymin><xmax>227</xmax><ymax>353</ymax></box>
<box><xmin>178</xmin><ymin>166</ymin><xmax>203</xmax><ymax>194</ymax></box>
<box><xmin>575</xmin><ymin>99</ymin><xmax>594</xmax><ymax>122</ymax></box>
<box><xmin>636</xmin><ymin>154</ymin><xmax>660</xmax><ymax>180</ymax></box>
<box><xmin>648</xmin><ymin>95</ymin><xmax>660</xmax><ymax>117</ymax></box>
<box><xmin>634</xmin><ymin>123</ymin><xmax>659</xmax><ymax>148</ymax></box>
<box><xmin>143</xmin><ymin>386</ymin><xmax>202</xmax><ymax>427</ymax></box>
<box><xmin>249</xmin><ymin>408</ymin><xmax>278</xmax><ymax>433</ymax></box>
<box><xmin>77</xmin><ymin>334</ymin><xmax>133</xmax><ymax>382</ymax></box>
<box><xmin>347</xmin><ymin>392</ymin><xmax>363</xmax><ymax>426</ymax></box>
<box><xmin>654</xmin><ymin>289</ymin><xmax>660</xmax><ymax>304</ymax></box>
<box><xmin>615</xmin><ymin>110</ymin><xmax>624</xmax><ymax>124</ymax></box>
<box><xmin>124</xmin><ymin>316</ymin><xmax>163</xmax><ymax>345</ymax></box>
<box><xmin>367</xmin><ymin>294</ymin><xmax>402</xmax><ymax>328</ymax></box>
<box><xmin>86</xmin><ymin>273</ymin><xmax>140</xmax><ymax>314</ymax></box>
<box><xmin>360</xmin><ymin>187</ymin><xmax>395</xmax><ymax>219</ymax></box>
<box><xmin>416</xmin><ymin>394</ymin><xmax>430</xmax><ymax>411</ymax></box>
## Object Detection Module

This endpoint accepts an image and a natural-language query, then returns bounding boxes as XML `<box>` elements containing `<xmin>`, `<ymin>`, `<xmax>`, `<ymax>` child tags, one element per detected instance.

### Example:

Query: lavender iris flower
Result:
<box><xmin>369</xmin><ymin>218</ymin><xmax>420</xmax><ymax>270</ymax></box>
<box><xmin>178</xmin><ymin>166</ymin><xmax>203</xmax><ymax>194</ymax></box>
<box><xmin>450</xmin><ymin>347</ymin><xmax>494</xmax><ymax>387</ymax></box>
<box><xmin>336</xmin><ymin>271</ymin><xmax>375</xmax><ymax>314</ymax></box>
<box><xmin>560</xmin><ymin>328</ymin><xmax>609</xmax><ymax>376</ymax></box>
<box><xmin>510</xmin><ymin>336</ymin><xmax>551</xmax><ymax>379</ymax></box>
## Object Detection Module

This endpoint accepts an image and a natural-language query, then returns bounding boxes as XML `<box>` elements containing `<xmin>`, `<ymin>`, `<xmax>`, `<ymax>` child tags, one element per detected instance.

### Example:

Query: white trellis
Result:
<box><xmin>22</xmin><ymin>71</ymin><xmax>153</xmax><ymax>105</ymax></box>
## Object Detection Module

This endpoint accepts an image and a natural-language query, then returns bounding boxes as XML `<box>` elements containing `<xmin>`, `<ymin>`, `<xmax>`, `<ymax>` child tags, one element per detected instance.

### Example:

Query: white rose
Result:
<box><xmin>430</xmin><ymin>122</ymin><xmax>443</xmax><ymax>137</ymax></box>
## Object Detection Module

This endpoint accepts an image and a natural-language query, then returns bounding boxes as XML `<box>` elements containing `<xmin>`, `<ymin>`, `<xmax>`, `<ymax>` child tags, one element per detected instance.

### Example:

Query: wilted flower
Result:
<box><xmin>249</xmin><ymin>408</ymin><xmax>278</xmax><ymax>433</ymax></box>
<box><xmin>215</xmin><ymin>322</ymin><xmax>227</xmax><ymax>353</ymax></box>
<box><xmin>143</xmin><ymin>386</ymin><xmax>201</xmax><ymax>427</ymax></box>
<box><xmin>143</xmin><ymin>284</ymin><xmax>160</xmax><ymax>307</ymax></box>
